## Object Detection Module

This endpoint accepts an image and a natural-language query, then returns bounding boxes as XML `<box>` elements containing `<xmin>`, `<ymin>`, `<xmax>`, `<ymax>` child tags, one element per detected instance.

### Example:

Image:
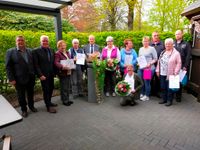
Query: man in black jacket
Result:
<box><xmin>5</xmin><ymin>35</ymin><xmax>37</xmax><ymax>118</ymax></box>
<box><xmin>174</xmin><ymin>30</ymin><xmax>191</xmax><ymax>102</ymax></box>
<box><xmin>150</xmin><ymin>31</ymin><xmax>165</xmax><ymax>98</ymax></box>
<box><xmin>33</xmin><ymin>35</ymin><xmax>57</xmax><ymax>113</ymax></box>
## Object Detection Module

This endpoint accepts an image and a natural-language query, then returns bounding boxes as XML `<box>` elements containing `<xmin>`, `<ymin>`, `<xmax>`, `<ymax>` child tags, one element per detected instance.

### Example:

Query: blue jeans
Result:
<box><xmin>160</xmin><ymin>75</ymin><xmax>173</xmax><ymax>103</ymax></box>
<box><xmin>138</xmin><ymin>69</ymin><xmax>155</xmax><ymax>96</ymax></box>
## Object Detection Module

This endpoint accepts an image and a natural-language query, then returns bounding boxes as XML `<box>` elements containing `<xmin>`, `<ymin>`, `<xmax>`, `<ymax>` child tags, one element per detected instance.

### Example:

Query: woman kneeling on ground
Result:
<box><xmin>120</xmin><ymin>65</ymin><xmax>143</xmax><ymax>106</ymax></box>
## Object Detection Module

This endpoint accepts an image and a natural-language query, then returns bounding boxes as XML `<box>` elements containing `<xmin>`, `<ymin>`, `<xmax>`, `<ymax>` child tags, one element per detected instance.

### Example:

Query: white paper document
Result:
<box><xmin>137</xmin><ymin>55</ymin><xmax>147</xmax><ymax>69</ymax></box>
<box><xmin>60</xmin><ymin>59</ymin><xmax>76</xmax><ymax>69</ymax></box>
<box><xmin>179</xmin><ymin>69</ymin><xmax>187</xmax><ymax>82</ymax></box>
<box><xmin>169</xmin><ymin>75</ymin><xmax>180</xmax><ymax>89</ymax></box>
<box><xmin>76</xmin><ymin>53</ymin><xmax>86</xmax><ymax>65</ymax></box>
<box><xmin>125</xmin><ymin>55</ymin><xmax>133</xmax><ymax>65</ymax></box>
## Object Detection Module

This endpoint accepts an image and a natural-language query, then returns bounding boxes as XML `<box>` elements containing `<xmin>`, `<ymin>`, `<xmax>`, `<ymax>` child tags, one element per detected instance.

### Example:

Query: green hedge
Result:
<box><xmin>0</xmin><ymin>30</ymin><xmax>192</xmax><ymax>94</ymax></box>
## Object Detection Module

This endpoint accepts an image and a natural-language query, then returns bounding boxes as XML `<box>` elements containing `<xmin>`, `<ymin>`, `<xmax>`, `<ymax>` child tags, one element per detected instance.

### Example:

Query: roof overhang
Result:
<box><xmin>181</xmin><ymin>1</ymin><xmax>200</xmax><ymax>19</ymax></box>
<box><xmin>0</xmin><ymin>0</ymin><xmax>77</xmax><ymax>16</ymax></box>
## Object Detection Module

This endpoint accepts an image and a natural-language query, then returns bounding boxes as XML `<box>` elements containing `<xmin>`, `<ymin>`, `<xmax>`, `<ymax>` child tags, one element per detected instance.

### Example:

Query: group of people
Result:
<box><xmin>120</xmin><ymin>30</ymin><xmax>190</xmax><ymax>107</ymax></box>
<box><xmin>5</xmin><ymin>30</ymin><xmax>191</xmax><ymax>118</ymax></box>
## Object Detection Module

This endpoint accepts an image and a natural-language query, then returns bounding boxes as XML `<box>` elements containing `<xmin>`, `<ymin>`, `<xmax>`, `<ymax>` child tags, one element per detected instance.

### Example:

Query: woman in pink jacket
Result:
<box><xmin>156</xmin><ymin>38</ymin><xmax>181</xmax><ymax>106</ymax></box>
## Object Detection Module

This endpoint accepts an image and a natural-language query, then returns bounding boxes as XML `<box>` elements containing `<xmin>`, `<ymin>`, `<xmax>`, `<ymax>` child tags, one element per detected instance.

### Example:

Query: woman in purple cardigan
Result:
<box><xmin>156</xmin><ymin>38</ymin><xmax>181</xmax><ymax>106</ymax></box>
<box><xmin>101</xmin><ymin>36</ymin><xmax>121</xmax><ymax>97</ymax></box>
<box><xmin>54</xmin><ymin>40</ymin><xmax>74</xmax><ymax>106</ymax></box>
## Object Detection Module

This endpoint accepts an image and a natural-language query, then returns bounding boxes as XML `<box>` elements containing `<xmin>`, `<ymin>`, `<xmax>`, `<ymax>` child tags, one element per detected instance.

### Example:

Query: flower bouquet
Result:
<box><xmin>115</xmin><ymin>81</ymin><xmax>131</xmax><ymax>96</ymax></box>
<box><xmin>106</xmin><ymin>59</ymin><xmax>119</xmax><ymax>71</ymax></box>
<box><xmin>87</xmin><ymin>51</ymin><xmax>100</xmax><ymax>62</ymax></box>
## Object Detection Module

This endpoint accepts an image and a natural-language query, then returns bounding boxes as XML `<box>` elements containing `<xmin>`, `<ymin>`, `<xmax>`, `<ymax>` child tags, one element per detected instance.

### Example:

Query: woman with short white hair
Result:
<box><xmin>72</xmin><ymin>39</ymin><xmax>79</xmax><ymax>44</ymax></box>
<box><xmin>101</xmin><ymin>36</ymin><xmax>121</xmax><ymax>97</ymax></box>
<box><xmin>156</xmin><ymin>38</ymin><xmax>182</xmax><ymax>106</ymax></box>
<box><xmin>69</xmin><ymin>38</ymin><xmax>85</xmax><ymax>99</ymax></box>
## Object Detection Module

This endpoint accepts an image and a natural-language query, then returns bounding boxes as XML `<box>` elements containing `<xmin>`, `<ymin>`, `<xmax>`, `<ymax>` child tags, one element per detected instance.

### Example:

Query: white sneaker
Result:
<box><xmin>112</xmin><ymin>92</ymin><xmax>116</xmax><ymax>97</ymax></box>
<box><xmin>106</xmin><ymin>92</ymin><xmax>110</xmax><ymax>97</ymax></box>
<box><xmin>140</xmin><ymin>94</ymin><xmax>144</xmax><ymax>98</ymax></box>
<box><xmin>145</xmin><ymin>96</ymin><xmax>150</xmax><ymax>101</ymax></box>
<box><xmin>140</xmin><ymin>95</ymin><xmax>147</xmax><ymax>101</ymax></box>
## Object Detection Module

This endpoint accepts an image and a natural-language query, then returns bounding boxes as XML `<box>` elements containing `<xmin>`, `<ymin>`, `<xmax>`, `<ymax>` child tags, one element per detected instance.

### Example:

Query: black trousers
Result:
<box><xmin>41</xmin><ymin>75</ymin><xmax>54</xmax><ymax>108</ymax></box>
<box><xmin>16</xmin><ymin>77</ymin><xmax>35</xmax><ymax>112</ymax></box>
<box><xmin>151</xmin><ymin>73</ymin><xmax>160</xmax><ymax>96</ymax></box>
<box><xmin>104</xmin><ymin>70</ymin><xmax>116</xmax><ymax>93</ymax></box>
<box><xmin>59</xmin><ymin>75</ymin><xmax>70</xmax><ymax>103</ymax></box>
<box><xmin>176</xmin><ymin>84</ymin><xmax>182</xmax><ymax>100</ymax></box>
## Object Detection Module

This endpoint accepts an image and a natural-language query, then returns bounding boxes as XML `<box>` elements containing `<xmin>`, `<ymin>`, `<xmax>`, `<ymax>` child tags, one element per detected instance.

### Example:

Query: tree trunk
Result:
<box><xmin>138</xmin><ymin>0</ymin><xmax>142</xmax><ymax>30</ymax></box>
<box><xmin>128</xmin><ymin>5</ymin><xmax>134</xmax><ymax>31</ymax></box>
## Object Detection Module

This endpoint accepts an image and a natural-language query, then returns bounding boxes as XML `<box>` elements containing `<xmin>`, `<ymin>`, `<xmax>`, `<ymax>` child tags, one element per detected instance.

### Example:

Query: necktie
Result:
<box><xmin>91</xmin><ymin>45</ymin><xmax>94</xmax><ymax>54</ymax></box>
<box><xmin>46</xmin><ymin>49</ymin><xmax>51</xmax><ymax>61</ymax></box>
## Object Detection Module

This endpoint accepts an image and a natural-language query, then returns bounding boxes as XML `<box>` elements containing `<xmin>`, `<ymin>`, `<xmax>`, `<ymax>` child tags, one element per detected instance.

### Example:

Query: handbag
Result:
<box><xmin>143</xmin><ymin>69</ymin><xmax>152</xmax><ymax>80</ymax></box>
<box><xmin>181</xmin><ymin>74</ymin><xmax>188</xmax><ymax>86</ymax></box>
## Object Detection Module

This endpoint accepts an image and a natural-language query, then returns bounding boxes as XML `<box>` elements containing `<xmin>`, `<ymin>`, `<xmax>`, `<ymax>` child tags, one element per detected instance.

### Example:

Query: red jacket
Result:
<box><xmin>54</xmin><ymin>50</ymin><xmax>71</xmax><ymax>77</ymax></box>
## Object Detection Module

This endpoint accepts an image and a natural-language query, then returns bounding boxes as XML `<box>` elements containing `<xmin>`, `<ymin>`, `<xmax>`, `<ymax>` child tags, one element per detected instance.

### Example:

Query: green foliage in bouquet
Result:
<box><xmin>115</xmin><ymin>81</ymin><xmax>131</xmax><ymax>96</ymax></box>
<box><xmin>106</xmin><ymin>59</ymin><xmax>119</xmax><ymax>71</ymax></box>
<box><xmin>116</xmin><ymin>66</ymin><xmax>122</xmax><ymax>82</ymax></box>
<box><xmin>92</xmin><ymin>59</ymin><xmax>107</xmax><ymax>91</ymax></box>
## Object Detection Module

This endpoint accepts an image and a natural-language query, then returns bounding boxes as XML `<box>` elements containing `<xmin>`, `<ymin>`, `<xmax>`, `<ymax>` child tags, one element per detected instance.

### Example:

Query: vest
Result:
<box><xmin>102</xmin><ymin>47</ymin><xmax>117</xmax><ymax>60</ymax></box>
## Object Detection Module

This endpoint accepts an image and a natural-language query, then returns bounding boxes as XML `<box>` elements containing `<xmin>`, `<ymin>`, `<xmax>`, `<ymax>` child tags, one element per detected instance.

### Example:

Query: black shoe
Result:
<box><xmin>79</xmin><ymin>94</ymin><xmax>84</xmax><ymax>97</ymax></box>
<box><xmin>129</xmin><ymin>101</ymin><xmax>136</xmax><ymax>106</ymax></box>
<box><xmin>69</xmin><ymin>101</ymin><xmax>74</xmax><ymax>104</ymax></box>
<box><xmin>159</xmin><ymin>101</ymin><xmax>167</xmax><ymax>104</ymax></box>
<box><xmin>30</xmin><ymin>107</ymin><xmax>38</xmax><ymax>112</ymax></box>
<box><xmin>63</xmin><ymin>102</ymin><xmax>71</xmax><ymax>106</ymax></box>
<box><xmin>156</xmin><ymin>94</ymin><xmax>161</xmax><ymax>98</ymax></box>
<box><xmin>22</xmin><ymin>111</ymin><xmax>28</xmax><ymax>118</ymax></box>
<box><xmin>176</xmin><ymin>98</ymin><xmax>181</xmax><ymax>102</ymax></box>
<box><xmin>50</xmin><ymin>102</ymin><xmax>58</xmax><ymax>107</ymax></box>
<box><xmin>73</xmin><ymin>95</ymin><xmax>79</xmax><ymax>99</ymax></box>
<box><xmin>120</xmin><ymin>103</ymin><xmax>128</xmax><ymax>106</ymax></box>
<box><xmin>165</xmin><ymin>102</ymin><xmax>172</xmax><ymax>106</ymax></box>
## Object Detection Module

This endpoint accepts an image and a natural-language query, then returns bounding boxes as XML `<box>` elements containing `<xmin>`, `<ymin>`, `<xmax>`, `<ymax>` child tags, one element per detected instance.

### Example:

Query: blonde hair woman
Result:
<box><xmin>138</xmin><ymin>36</ymin><xmax>157</xmax><ymax>101</ymax></box>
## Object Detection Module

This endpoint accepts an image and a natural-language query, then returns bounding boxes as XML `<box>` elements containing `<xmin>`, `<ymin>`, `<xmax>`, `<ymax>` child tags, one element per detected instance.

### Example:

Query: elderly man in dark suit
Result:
<box><xmin>33</xmin><ymin>35</ymin><xmax>57</xmax><ymax>113</ymax></box>
<box><xmin>83</xmin><ymin>35</ymin><xmax>100</xmax><ymax>59</ymax></box>
<box><xmin>5</xmin><ymin>35</ymin><xmax>37</xmax><ymax>118</ymax></box>
<box><xmin>82</xmin><ymin>35</ymin><xmax>100</xmax><ymax>101</ymax></box>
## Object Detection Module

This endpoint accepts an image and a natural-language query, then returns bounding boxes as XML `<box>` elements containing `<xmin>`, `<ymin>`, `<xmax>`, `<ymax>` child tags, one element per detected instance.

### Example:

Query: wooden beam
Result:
<box><xmin>3</xmin><ymin>136</ymin><xmax>12</xmax><ymax>150</ymax></box>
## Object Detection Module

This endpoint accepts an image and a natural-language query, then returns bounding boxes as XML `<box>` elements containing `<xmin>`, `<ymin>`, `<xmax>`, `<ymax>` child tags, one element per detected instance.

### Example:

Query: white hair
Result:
<box><xmin>165</xmin><ymin>38</ymin><xmax>174</xmax><ymax>45</ymax></box>
<box><xmin>40</xmin><ymin>35</ymin><xmax>49</xmax><ymax>42</ymax></box>
<box><xmin>72</xmin><ymin>39</ymin><xmax>79</xmax><ymax>44</ymax></box>
<box><xmin>106</xmin><ymin>36</ymin><xmax>113</xmax><ymax>42</ymax></box>
<box><xmin>89</xmin><ymin>35</ymin><xmax>95</xmax><ymax>39</ymax></box>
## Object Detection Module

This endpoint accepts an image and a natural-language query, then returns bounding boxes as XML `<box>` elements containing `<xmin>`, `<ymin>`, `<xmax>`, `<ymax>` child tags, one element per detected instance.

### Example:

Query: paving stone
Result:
<box><xmin>1</xmin><ymin>93</ymin><xmax>200</xmax><ymax>150</ymax></box>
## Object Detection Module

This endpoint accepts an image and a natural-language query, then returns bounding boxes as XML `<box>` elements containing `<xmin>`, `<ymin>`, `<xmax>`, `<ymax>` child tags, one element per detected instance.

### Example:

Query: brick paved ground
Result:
<box><xmin>1</xmin><ymin>93</ymin><xmax>200</xmax><ymax>150</ymax></box>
